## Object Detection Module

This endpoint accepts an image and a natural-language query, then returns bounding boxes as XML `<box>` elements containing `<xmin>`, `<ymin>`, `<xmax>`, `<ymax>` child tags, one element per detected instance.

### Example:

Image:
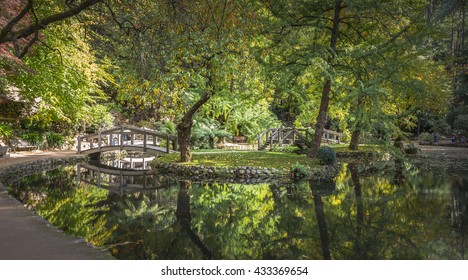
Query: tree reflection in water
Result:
<box><xmin>5</xmin><ymin>161</ymin><xmax>468</xmax><ymax>259</ymax></box>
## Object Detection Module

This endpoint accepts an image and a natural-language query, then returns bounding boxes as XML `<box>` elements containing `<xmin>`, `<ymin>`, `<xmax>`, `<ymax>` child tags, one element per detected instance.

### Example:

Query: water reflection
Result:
<box><xmin>77</xmin><ymin>162</ymin><xmax>162</xmax><ymax>195</ymax></box>
<box><xmin>5</xmin><ymin>160</ymin><xmax>468</xmax><ymax>260</ymax></box>
<box><xmin>101</xmin><ymin>156</ymin><xmax>155</xmax><ymax>170</ymax></box>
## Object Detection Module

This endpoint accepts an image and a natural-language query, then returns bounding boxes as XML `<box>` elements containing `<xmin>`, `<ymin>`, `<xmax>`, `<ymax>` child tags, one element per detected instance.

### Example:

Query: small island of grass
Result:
<box><xmin>155</xmin><ymin>150</ymin><xmax>321</xmax><ymax>170</ymax></box>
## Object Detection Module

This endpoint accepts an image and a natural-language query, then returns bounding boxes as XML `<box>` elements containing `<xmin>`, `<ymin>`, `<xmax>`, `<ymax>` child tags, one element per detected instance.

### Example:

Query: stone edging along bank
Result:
<box><xmin>0</xmin><ymin>155</ymin><xmax>86</xmax><ymax>187</ymax></box>
<box><xmin>0</xmin><ymin>155</ymin><xmax>339</xmax><ymax>189</ymax></box>
<box><xmin>151</xmin><ymin>160</ymin><xmax>339</xmax><ymax>181</ymax></box>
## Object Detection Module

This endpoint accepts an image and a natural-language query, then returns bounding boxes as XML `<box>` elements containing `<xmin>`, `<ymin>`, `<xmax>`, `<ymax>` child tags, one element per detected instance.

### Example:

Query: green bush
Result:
<box><xmin>290</xmin><ymin>162</ymin><xmax>308</xmax><ymax>180</ymax></box>
<box><xmin>454</xmin><ymin>114</ymin><xmax>468</xmax><ymax>136</ymax></box>
<box><xmin>21</xmin><ymin>131</ymin><xmax>44</xmax><ymax>147</ymax></box>
<box><xmin>404</xmin><ymin>142</ymin><xmax>420</xmax><ymax>154</ymax></box>
<box><xmin>316</xmin><ymin>146</ymin><xmax>336</xmax><ymax>165</ymax></box>
<box><xmin>419</xmin><ymin>132</ymin><xmax>433</xmax><ymax>144</ymax></box>
<box><xmin>0</xmin><ymin>123</ymin><xmax>13</xmax><ymax>143</ymax></box>
<box><xmin>46</xmin><ymin>132</ymin><xmax>65</xmax><ymax>149</ymax></box>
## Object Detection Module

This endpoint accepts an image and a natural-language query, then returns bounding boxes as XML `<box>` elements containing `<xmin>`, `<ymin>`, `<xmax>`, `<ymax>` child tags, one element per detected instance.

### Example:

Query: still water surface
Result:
<box><xmin>5</xmin><ymin>160</ymin><xmax>468</xmax><ymax>260</ymax></box>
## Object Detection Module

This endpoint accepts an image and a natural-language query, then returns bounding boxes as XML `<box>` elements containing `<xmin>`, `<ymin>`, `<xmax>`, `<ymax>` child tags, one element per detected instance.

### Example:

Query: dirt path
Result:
<box><xmin>417</xmin><ymin>144</ymin><xmax>468</xmax><ymax>158</ymax></box>
<box><xmin>0</xmin><ymin>150</ymin><xmax>77</xmax><ymax>169</ymax></box>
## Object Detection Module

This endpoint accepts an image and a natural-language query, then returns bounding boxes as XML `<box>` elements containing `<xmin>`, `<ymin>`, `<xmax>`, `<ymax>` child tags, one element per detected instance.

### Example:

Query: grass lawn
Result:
<box><xmin>332</xmin><ymin>144</ymin><xmax>380</xmax><ymax>153</ymax></box>
<box><xmin>156</xmin><ymin>150</ymin><xmax>321</xmax><ymax>170</ymax></box>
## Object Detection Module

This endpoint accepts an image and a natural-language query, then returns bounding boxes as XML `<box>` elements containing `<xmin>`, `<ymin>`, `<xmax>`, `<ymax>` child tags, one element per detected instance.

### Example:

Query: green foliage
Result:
<box><xmin>45</xmin><ymin>132</ymin><xmax>65</xmax><ymax>149</ymax></box>
<box><xmin>419</xmin><ymin>132</ymin><xmax>433</xmax><ymax>144</ymax></box>
<box><xmin>78</xmin><ymin>104</ymin><xmax>114</xmax><ymax>133</ymax></box>
<box><xmin>0</xmin><ymin>123</ymin><xmax>13</xmax><ymax>143</ymax></box>
<box><xmin>191</xmin><ymin>118</ymin><xmax>232</xmax><ymax>149</ymax></box>
<box><xmin>225</xmin><ymin>103</ymin><xmax>281</xmax><ymax>141</ymax></box>
<box><xmin>453</xmin><ymin>114</ymin><xmax>468</xmax><ymax>136</ymax></box>
<box><xmin>20</xmin><ymin>131</ymin><xmax>43</xmax><ymax>147</ymax></box>
<box><xmin>290</xmin><ymin>162</ymin><xmax>308</xmax><ymax>180</ymax></box>
<box><xmin>404</xmin><ymin>142</ymin><xmax>420</xmax><ymax>155</ymax></box>
<box><xmin>154</xmin><ymin>120</ymin><xmax>177</xmax><ymax>140</ymax></box>
<box><xmin>316</xmin><ymin>146</ymin><xmax>337</xmax><ymax>165</ymax></box>
<box><xmin>7</xmin><ymin>17</ymin><xmax>113</xmax><ymax>135</ymax></box>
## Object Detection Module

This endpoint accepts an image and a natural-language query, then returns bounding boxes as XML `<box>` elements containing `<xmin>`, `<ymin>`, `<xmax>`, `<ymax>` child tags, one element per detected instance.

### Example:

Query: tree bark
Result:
<box><xmin>177</xmin><ymin>119</ymin><xmax>193</xmax><ymax>162</ymax></box>
<box><xmin>309</xmin><ymin>1</ymin><xmax>341</xmax><ymax>158</ymax></box>
<box><xmin>349</xmin><ymin>128</ymin><xmax>361</xmax><ymax>150</ymax></box>
<box><xmin>177</xmin><ymin>74</ymin><xmax>214</xmax><ymax>162</ymax></box>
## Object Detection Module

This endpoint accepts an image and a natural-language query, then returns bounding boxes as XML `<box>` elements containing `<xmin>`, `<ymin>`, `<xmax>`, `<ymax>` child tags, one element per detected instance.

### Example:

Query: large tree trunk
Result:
<box><xmin>309</xmin><ymin>1</ymin><xmax>342</xmax><ymax>158</ymax></box>
<box><xmin>349</xmin><ymin>128</ymin><xmax>361</xmax><ymax>150</ymax></box>
<box><xmin>310</xmin><ymin>80</ymin><xmax>332</xmax><ymax>157</ymax></box>
<box><xmin>176</xmin><ymin>75</ymin><xmax>214</xmax><ymax>162</ymax></box>
<box><xmin>177</xmin><ymin>119</ymin><xmax>193</xmax><ymax>162</ymax></box>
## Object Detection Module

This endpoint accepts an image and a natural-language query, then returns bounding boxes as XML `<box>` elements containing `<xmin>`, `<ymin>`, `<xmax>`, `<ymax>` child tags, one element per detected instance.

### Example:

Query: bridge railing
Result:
<box><xmin>77</xmin><ymin>126</ymin><xmax>177</xmax><ymax>154</ymax></box>
<box><xmin>257</xmin><ymin>127</ymin><xmax>341</xmax><ymax>150</ymax></box>
<box><xmin>257</xmin><ymin>127</ymin><xmax>312</xmax><ymax>150</ymax></box>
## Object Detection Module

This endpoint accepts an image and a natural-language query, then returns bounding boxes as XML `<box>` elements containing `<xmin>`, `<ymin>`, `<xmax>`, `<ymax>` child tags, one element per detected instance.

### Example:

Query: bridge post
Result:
<box><xmin>166</xmin><ymin>134</ymin><xmax>170</xmax><ymax>153</ymax></box>
<box><xmin>77</xmin><ymin>164</ymin><xmax>81</xmax><ymax>184</ymax></box>
<box><xmin>120</xmin><ymin>126</ymin><xmax>124</xmax><ymax>150</ymax></box>
<box><xmin>270</xmin><ymin>130</ymin><xmax>273</xmax><ymax>151</ymax></box>
<box><xmin>77</xmin><ymin>136</ymin><xmax>81</xmax><ymax>153</ymax></box>
<box><xmin>131</xmin><ymin>133</ymin><xmax>135</xmax><ymax>145</ymax></box>
<box><xmin>98</xmin><ymin>130</ymin><xmax>102</xmax><ymax>152</ymax></box>
<box><xmin>144</xmin><ymin>130</ymin><xmax>147</xmax><ymax>152</ymax></box>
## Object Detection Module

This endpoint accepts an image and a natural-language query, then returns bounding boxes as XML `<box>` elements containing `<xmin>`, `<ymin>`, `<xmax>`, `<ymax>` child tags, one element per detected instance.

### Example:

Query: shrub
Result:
<box><xmin>0</xmin><ymin>123</ymin><xmax>13</xmax><ymax>143</ymax></box>
<box><xmin>21</xmin><ymin>131</ymin><xmax>44</xmax><ymax>147</ymax></box>
<box><xmin>454</xmin><ymin>114</ymin><xmax>468</xmax><ymax>136</ymax></box>
<box><xmin>404</xmin><ymin>142</ymin><xmax>420</xmax><ymax>154</ymax></box>
<box><xmin>316</xmin><ymin>146</ymin><xmax>336</xmax><ymax>165</ymax></box>
<box><xmin>46</xmin><ymin>132</ymin><xmax>65</xmax><ymax>149</ymax></box>
<box><xmin>290</xmin><ymin>162</ymin><xmax>308</xmax><ymax>179</ymax></box>
<box><xmin>419</xmin><ymin>132</ymin><xmax>433</xmax><ymax>144</ymax></box>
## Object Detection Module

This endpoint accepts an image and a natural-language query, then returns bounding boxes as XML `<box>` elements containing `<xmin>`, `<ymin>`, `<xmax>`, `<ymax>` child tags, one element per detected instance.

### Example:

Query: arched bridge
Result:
<box><xmin>77</xmin><ymin>126</ymin><xmax>178</xmax><ymax>155</ymax></box>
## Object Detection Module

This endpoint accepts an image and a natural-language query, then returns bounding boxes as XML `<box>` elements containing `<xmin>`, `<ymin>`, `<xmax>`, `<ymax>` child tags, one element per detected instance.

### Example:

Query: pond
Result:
<box><xmin>4</xmin><ymin>158</ymin><xmax>468</xmax><ymax>260</ymax></box>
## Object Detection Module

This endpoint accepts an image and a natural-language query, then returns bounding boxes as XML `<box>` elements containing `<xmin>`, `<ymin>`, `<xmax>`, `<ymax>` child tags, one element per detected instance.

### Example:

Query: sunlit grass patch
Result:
<box><xmin>156</xmin><ymin>150</ymin><xmax>320</xmax><ymax>169</ymax></box>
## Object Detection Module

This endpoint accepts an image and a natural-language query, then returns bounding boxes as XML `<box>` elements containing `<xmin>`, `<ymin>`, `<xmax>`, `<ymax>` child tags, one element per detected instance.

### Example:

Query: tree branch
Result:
<box><xmin>0</xmin><ymin>0</ymin><xmax>33</xmax><ymax>43</ymax></box>
<box><xmin>0</xmin><ymin>0</ymin><xmax>102</xmax><ymax>45</ymax></box>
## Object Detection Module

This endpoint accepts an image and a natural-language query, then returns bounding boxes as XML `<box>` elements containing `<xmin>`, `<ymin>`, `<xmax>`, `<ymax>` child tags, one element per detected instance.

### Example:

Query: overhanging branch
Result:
<box><xmin>0</xmin><ymin>0</ymin><xmax>102</xmax><ymax>47</ymax></box>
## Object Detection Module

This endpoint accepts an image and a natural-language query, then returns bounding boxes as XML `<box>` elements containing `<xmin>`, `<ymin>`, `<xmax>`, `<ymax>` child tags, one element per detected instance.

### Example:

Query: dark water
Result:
<box><xmin>5</xmin><ymin>160</ymin><xmax>468</xmax><ymax>260</ymax></box>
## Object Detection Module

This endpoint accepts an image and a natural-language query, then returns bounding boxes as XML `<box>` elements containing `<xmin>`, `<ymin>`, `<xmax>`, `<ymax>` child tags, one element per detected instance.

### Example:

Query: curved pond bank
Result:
<box><xmin>0</xmin><ymin>153</ymin><xmax>113</xmax><ymax>260</ymax></box>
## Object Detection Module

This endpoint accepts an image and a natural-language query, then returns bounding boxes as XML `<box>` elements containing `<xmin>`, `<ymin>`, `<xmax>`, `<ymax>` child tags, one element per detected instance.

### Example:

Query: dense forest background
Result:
<box><xmin>1</xmin><ymin>0</ymin><xmax>467</xmax><ymax>160</ymax></box>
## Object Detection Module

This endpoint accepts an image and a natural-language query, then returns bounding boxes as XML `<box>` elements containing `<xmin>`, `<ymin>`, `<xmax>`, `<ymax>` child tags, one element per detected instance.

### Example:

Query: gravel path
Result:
<box><xmin>0</xmin><ymin>150</ymin><xmax>77</xmax><ymax>169</ymax></box>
